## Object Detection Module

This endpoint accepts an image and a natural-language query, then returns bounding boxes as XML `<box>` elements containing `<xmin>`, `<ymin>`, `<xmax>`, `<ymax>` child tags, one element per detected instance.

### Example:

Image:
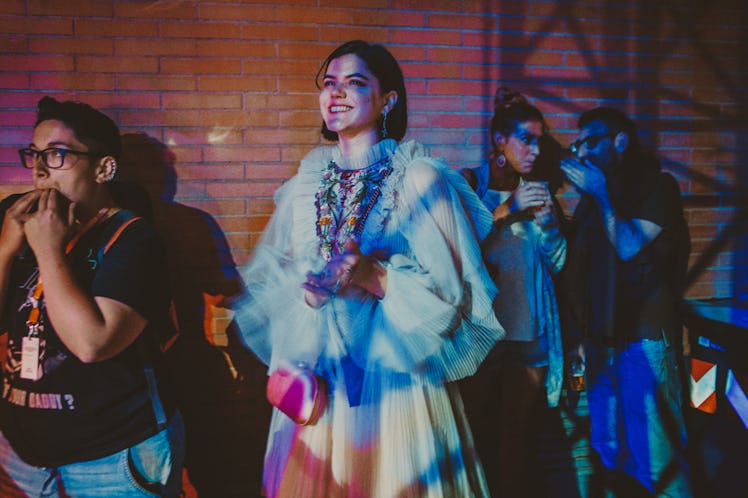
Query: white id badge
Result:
<box><xmin>21</xmin><ymin>336</ymin><xmax>41</xmax><ymax>380</ymax></box>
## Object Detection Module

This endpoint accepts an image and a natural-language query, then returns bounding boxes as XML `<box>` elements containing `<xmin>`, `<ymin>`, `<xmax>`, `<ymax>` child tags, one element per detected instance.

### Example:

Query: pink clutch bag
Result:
<box><xmin>266</xmin><ymin>363</ymin><xmax>327</xmax><ymax>426</ymax></box>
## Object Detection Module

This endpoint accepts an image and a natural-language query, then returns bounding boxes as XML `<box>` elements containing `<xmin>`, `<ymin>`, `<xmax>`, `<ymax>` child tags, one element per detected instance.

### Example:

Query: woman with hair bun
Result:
<box><xmin>465</xmin><ymin>86</ymin><xmax>567</xmax><ymax>496</ymax></box>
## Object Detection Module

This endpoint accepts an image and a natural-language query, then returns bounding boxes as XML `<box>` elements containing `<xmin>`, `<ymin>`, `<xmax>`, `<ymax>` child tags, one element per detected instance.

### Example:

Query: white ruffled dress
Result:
<box><xmin>236</xmin><ymin>139</ymin><xmax>504</xmax><ymax>497</ymax></box>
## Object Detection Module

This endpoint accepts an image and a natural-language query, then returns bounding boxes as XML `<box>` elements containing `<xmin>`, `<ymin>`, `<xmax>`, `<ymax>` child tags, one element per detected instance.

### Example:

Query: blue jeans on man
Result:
<box><xmin>586</xmin><ymin>334</ymin><xmax>692</xmax><ymax>497</ymax></box>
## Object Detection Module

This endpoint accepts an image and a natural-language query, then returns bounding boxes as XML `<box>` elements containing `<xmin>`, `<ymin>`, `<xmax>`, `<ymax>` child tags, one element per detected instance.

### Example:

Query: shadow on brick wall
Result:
<box><xmin>119</xmin><ymin>132</ymin><xmax>270</xmax><ymax>498</ymax></box>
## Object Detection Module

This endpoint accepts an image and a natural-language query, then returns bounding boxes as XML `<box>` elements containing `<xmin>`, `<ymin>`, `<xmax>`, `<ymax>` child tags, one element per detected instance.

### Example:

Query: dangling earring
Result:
<box><xmin>496</xmin><ymin>153</ymin><xmax>506</xmax><ymax>168</ymax></box>
<box><xmin>381</xmin><ymin>109</ymin><xmax>388</xmax><ymax>139</ymax></box>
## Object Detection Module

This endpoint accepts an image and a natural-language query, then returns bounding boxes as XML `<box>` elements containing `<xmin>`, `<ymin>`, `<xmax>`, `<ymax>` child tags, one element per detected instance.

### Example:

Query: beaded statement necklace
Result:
<box><xmin>315</xmin><ymin>155</ymin><xmax>393</xmax><ymax>261</ymax></box>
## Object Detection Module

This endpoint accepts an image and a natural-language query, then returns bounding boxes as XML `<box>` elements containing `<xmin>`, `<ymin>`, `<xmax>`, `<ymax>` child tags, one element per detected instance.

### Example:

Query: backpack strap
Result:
<box><xmin>98</xmin><ymin>210</ymin><xmax>172</xmax><ymax>429</ymax></box>
<box><xmin>97</xmin><ymin>210</ymin><xmax>144</xmax><ymax>260</ymax></box>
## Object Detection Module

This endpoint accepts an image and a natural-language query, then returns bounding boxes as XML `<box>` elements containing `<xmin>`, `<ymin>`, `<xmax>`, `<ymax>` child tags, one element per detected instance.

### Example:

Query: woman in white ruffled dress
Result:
<box><xmin>236</xmin><ymin>40</ymin><xmax>504</xmax><ymax>498</ymax></box>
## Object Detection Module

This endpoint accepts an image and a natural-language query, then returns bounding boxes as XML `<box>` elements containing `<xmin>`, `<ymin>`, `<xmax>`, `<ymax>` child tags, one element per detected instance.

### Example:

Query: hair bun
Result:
<box><xmin>494</xmin><ymin>86</ymin><xmax>527</xmax><ymax>110</ymax></box>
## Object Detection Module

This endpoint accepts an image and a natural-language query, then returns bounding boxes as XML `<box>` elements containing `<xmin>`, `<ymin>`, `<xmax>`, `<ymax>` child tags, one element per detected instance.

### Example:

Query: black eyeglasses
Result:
<box><xmin>18</xmin><ymin>147</ymin><xmax>95</xmax><ymax>170</ymax></box>
<box><xmin>569</xmin><ymin>133</ymin><xmax>614</xmax><ymax>155</ymax></box>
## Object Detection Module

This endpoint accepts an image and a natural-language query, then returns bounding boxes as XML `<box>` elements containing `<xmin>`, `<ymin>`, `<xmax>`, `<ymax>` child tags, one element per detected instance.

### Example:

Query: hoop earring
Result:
<box><xmin>496</xmin><ymin>153</ymin><xmax>506</xmax><ymax>168</ymax></box>
<box><xmin>381</xmin><ymin>110</ymin><xmax>388</xmax><ymax>139</ymax></box>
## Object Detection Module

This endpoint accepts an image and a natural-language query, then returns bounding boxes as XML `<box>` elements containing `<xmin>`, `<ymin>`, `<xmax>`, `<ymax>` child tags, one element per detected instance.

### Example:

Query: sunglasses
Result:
<box><xmin>18</xmin><ymin>147</ymin><xmax>96</xmax><ymax>170</ymax></box>
<box><xmin>569</xmin><ymin>133</ymin><xmax>614</xmax><ymax>155</ymax></box>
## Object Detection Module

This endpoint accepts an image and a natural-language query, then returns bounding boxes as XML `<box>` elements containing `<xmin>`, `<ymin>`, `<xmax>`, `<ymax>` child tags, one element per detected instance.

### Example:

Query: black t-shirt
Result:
<box><xmin>0</xmin><ymin>195</ymin><xmax>176</xmax><ymax>467</ymax></box>
<box><xmin>567</xmin><ymin>168</ymin><xmax>689</xmax><ymax>341</ymax></box>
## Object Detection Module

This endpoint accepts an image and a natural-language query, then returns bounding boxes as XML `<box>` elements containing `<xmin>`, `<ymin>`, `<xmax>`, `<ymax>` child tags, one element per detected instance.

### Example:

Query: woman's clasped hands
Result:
<box><xmin>303</xmin><ymin>240</ymin><xmax>386</xmax><ymax>308</ymax></box>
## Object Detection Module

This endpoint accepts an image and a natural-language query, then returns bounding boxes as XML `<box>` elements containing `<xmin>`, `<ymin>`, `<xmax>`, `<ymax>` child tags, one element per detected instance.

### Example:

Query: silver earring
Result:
<box><xmin>381</xmin><ymin>110</ymin><xmax>388</xmax><ymax>139</ymax></box>
<box><xmin>104</xmin><ymin>160</ymin><xmax>117</xmax><ymax>182</ymax></box>
<box><xmin>496</xmin><ymin>153</ymin><xmax>506</xmax><ymax>167</ymax></box>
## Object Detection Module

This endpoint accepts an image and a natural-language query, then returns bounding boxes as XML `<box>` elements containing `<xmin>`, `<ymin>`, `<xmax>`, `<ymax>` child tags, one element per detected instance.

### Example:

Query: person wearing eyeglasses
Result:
<box><xmin>560</xmin><ymin>107</ymin><xmax>692</xmax><ymax>497</ymax></box>
<box><xmin>0</xmin><ymin>96</ymin><xmax>184</xmax><ymax>497</ymax></box>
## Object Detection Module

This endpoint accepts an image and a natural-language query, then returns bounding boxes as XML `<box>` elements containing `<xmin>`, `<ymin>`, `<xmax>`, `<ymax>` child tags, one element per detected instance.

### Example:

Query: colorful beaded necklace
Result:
<box><xmin>315</xmin><ymin>155</ymin><xmax>392</xmax><ymax>261</ymax></box>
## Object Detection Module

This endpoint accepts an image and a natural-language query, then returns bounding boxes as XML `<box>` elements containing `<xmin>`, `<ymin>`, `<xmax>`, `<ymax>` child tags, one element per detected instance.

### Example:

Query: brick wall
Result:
<box><xmin>1</xmin><ymin>1</ymin><xmax>746</xmax><ymax>300</ymax></box>
<box><xmin>1</xmin><ymin>1</ymin><xmax>746</xmax><ymax>495</ymax></box>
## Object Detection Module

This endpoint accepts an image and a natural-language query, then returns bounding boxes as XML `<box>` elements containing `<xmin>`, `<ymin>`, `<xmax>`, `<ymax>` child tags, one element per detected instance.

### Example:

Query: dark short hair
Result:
<box><xmin>35</xmin><ymin>96</ymin><xmax>122</xmax><ymax>160</ymax></box>
<box><xmin>578</xmin><ymin>106</ymin><xmax>639</xmax><ymax>151</ymax></box>
<box><xmin>316</xmin><ymin>40</ymin><xmax>407</xmax><ymax>142</ymax></box>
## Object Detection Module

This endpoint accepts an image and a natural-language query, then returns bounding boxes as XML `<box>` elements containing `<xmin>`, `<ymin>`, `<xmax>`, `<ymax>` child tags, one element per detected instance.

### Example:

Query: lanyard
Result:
<box><xmin>25</xmin><ymin>207</ymin><xmax>114</xmax><ymax>336</ymax></box>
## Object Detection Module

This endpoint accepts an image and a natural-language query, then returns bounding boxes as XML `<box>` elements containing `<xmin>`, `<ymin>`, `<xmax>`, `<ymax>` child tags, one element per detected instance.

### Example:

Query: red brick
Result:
<box><xmin>0</xmin><ymin>109</ymin><xmax>36</xmax><ymax>126</ymax></box>
<box><xmin>281</xmin><ymin>146</ymin><xmax>316</xmax><ymax>164</ymax></box>
<box><xmin>242</xmin><ymin>24</ymin><xmax>318</xmax><ymax>42</ymax></box>
<box><xmin>160</xmin><ymin>21</ymin><xmax>241</xmax><ymax>39</ymax></box>
<box><xmin>198</xmin><ymin>40</ymin><xmax>275</xmax><ymax>58</ymax></box>
<box><xmin>165</xmin><ymin>128</ymin><xmax>241</xmax><ymax>146</ymax></box>
<box><xmin>389</xmin><ymin>45</ymin><xmax>429</xmax><ymax>63</ymax></box>
<box><xmin>197</xmin><ymin>4</ymin><xmax>276</xmax><ymax>22</ymax></box>
<box><xmin>206</xmin><ymin>181</ymin><xmax>282</xmax><ymax>198</ymax></box>
<box><xmin>75</xmin><ymin>19</ymin><xmax>157</xmax><ymax>37</ymax></box>
<box><xmin>350</xmin><ymin>10</ymin><xmax>425</xmax><ymax>28</ymax></box>
<box><xmin>118</xmin><ymin>75</ymin><xmax>196</xmax><ymax>91</ymax></box>
<box><xmin>197</xmin><ymin>199</ymin><xmax>249</xmax><ymax>217</ymax></box>
<box><xmin>242</xmin><ymin>129</ymin><xmax>320</xmax><ymax>146</ymax></box>
<box><xmin>0</xmin><ymin>17</ymin><xmax>73</xmax><ymax>35</ymax></box>
<box><xmin>0</xmin><ymin>0</ymin><xmax>25</xmax><ymax>15</ymax></box>
<box><xmin>248</xmin><ymin>94</ymin><xmax>316</xmax><ymax>111</ymax></box>
<box><xmin>0</xmin><ymin>35</ymin><xmax>28</xmax><ymax>53</ymax></box>
<box><xmin>115</xmin><ymin>1</ymin><xmax>198</xmax><ymax>20</ymax></box>
<box><xmin>30</xmin><ymin>0</ymin><xmax>113</xmax><ymax>17</ymax></box>
<box><xmin>116</xmin><ymin>39</ymin><xmax>196</xmax><ymax>57</ymax></box>
<box><xmin>400</xmin><ymin>62</ymin><xmax>462</xmax><ymax>79</ymax></box>
<box><xmin>429</xmin><ymin>47</ymin><xmax>495</xmax><ymax>64</ymax></box>
<box><xmin>1</xmin><ymin>55</ymin><xmax>74</xmax><ymax>72</ymax></box>
<box><xmin>245</xmin><ymin>163</ymin><xmax>299</xmax><ymax>180</ymax></box>
<box><xmin>203</xmin><ymin>110</ymin><xmax>278</xmax><ymax>128</ymax></box>
<box><xmin>164</xmin><ymin>94</ymin><xmax>242</xmax><ymax>110</ymax></box>
<box><xmin>119</xmin><ymin>110</ymin><xmax>201</xmax><ymax>128</ymax></box>
<box><xmin>320</xmin><ymin>0</ymin><xmax>386</xmax><ymax>7</ymax></box>
<box><xmin>408</xmin><ymin>96</ymin><xmax>464</xmax><ymax>113</ymax></box>
<box><xmin>176</xmin><ymin>164</ymin><xmax>245</xmax><ymax>181</ymax></box>
<box><xmin>319</xmin><ymin>26</ymin><xmax>389</xmax><ymax>44</ymax></box>
<box><xmin>77</xmin><ymin>56</ymin><xmax>158</xmax><ymax>74</ymax></box>
<box><xmin>0</xmin><ymin>92</ymin><xmax>46</xmax><ymax>109</ymax></box>
<box><xmin>0</xmin><ymin>74</ymin><xmax>29</xmax><ymax>90</ymax></box>
<box><xmin>199</xmin><ymin>75</ymin><xmax>276</xmax><ymax>93</ymax></box>
<box><xmin>428</xmin><ymin>13</ymin><xmax>494</xmax><ymax>31</ymax></box>
<box><xmin>29</xmin><ymin>37</ymin><xmax>113</xmax><ymax>55</ymax></box>
<box><xmin>248</xmin><ymin>198</ymin><xmax>275</xmax><ymax>215</ymax></box>
<box><xmin>462</xmin><ymin>31</ymin><xmax>530</xmax><ymax>50</ymax></box>
<box><xmin>275</xmin><ymin>6</ymin><xmax>353</xmax><ymax>24</ymax></box>
<box><xmin>204</xmin><ymin>146</ymin><xmax>280</xmax><ymax>163</ymax></box>
<box><xmin>163</xmin><ymin>57</ymin><xmax>240</xmax><ymax>75</ymax></box>
<box><xmin>0</xmin><ymin>167</ymin><xmax>29</xmax><ymax>183</ymax></box>
<box><xmin>429</xmin><ymin>113</ymin><xmax>484</xmax><ymax>129</ymax></box>
<box><xmin>28</xmin><ymin>73</ymin><xmax>114</xmax><ymax>91</ymax></box>
<box><xmin>278</xmin><ymin>110</ymin><xmax>321</xmax><ymax>128</ymax></box>
<box><xmin>278</xmin><ymin>43</ymin><xmax>334</xmax><ymax>61</ymax></box>
<box><xmin>242</xmin><ymin>59</ymin><xmax>317</xmax><ymax>77</ymax></box>
<box><xmin>392</xmin><ymin>29</ymin><xmax>462</xmax><ymax>46</ymax></box>
<box><xmin>391</xmin><ymin>0</ymin><xmax>462</xmax><ymax>12</ymax></box>
<box><xmin>461</xmin><ymin>64</ymin><xmax>503</xmax><ymax>81</ymax></box>
<box><xmin>428</xmin><ymin>79</ymin><xmax>494</xmax><ymax>96</ymax></box>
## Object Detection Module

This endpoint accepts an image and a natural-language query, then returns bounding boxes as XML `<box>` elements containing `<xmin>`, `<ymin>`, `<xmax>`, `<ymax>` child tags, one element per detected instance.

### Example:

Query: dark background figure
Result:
<box><xmin>561</xmin><ymin>107</ymin><xmax>693</xmax><ymax>497</ymax></box>
<box><xmin>118</xmin><ymin>132</ymin><xmax>270</xmax><ymax>497</ymax></box>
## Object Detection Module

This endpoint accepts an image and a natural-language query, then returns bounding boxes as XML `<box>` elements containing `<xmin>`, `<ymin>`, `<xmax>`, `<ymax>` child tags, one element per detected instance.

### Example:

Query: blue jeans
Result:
<box><xmin>586</xmin><ymin>335</ymin><xmax>692</xmax><ymax>497</ymax></box>
<box><xmin>0</xmin><ymin>411</ymin><xmax>185</xmax><ymax>498</ymax></box>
